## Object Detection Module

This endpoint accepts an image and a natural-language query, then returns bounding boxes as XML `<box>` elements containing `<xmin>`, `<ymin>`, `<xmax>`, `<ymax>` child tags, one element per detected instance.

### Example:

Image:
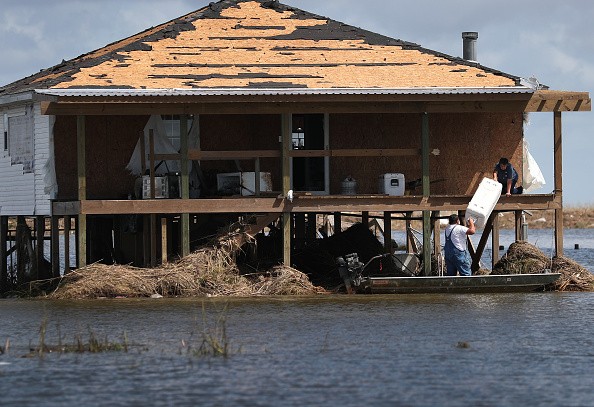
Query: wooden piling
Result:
<box><xmin>0</xmin><ymin>216</ymin><xmax>7</xmax><ymax>292</ymax></box>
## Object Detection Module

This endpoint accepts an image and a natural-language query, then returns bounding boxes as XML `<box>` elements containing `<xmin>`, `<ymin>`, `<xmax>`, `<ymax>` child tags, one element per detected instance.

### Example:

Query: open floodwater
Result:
<box><xmin>1</xmin><ymin>228</ymin><xmax>593</xmax><ymax>406</ymax></box>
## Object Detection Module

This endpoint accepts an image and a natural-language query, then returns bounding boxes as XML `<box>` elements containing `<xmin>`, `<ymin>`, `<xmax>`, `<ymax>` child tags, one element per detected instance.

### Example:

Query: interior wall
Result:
<box><xmin>54</xmin><ymin>115</ymin><xmax>148</xmax><ymax>199</ymax></box>
<box><xmin>330</xmin><ymin>112</ymin><xmax>524</xmax><ymax>195</ymax></box>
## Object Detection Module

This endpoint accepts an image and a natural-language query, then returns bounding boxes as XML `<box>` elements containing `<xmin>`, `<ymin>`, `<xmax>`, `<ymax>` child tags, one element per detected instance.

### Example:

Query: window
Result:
<box><xmin>161</xmin><ymin>115</ymin><xmax>194</xmax><ymax>150</ymax></box>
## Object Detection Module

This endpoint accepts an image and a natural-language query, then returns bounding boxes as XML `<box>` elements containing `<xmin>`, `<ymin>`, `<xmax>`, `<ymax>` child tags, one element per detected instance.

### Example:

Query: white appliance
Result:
<box><xmin>378</xmin><ymin>173</ymin><xmax>405</xmax><ymax>196</ymax></box>
<box><xmin>142</xmin><ymin>175</ymin><xmax>168</xmax><ymax>199</ymax></box>
<box><xmin>466</xmin><ymin>177</ymin><xmax>501</xmax><ymax>228</ymax></box>
<box><xmin>216</xmin><ymin>172</ymin><xmax>272</xmax><ymax>196</ymax></box>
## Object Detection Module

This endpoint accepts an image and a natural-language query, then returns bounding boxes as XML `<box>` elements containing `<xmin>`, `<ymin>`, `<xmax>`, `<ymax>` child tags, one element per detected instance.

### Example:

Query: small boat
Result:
<box><xmin>357</xmin><ymin>273</ymin><xmax>561</xmax><ymax>294</ymax></box>
<box><xmin>336</xmin><ymin>252</ymin><xmax>561</xmax><ymax>294</ymax></box>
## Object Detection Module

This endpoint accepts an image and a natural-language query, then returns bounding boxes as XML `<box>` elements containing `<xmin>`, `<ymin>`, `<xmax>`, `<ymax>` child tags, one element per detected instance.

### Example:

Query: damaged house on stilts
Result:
<box><xmin>0</xmin><ymin>0</ymin><xmax>590</xmax><ymax>292</ymax></box>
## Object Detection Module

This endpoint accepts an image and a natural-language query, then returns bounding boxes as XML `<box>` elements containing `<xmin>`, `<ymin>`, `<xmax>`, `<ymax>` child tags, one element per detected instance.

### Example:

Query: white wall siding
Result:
<box><xmin>0</xmin><ymin>103</ymin><xmax>47</xmax><ymax>216</ymax></box>
<box><xmin>33</xmin><ymin>102</ymin><xmax>52</xmax><ymax>215</ymax></box>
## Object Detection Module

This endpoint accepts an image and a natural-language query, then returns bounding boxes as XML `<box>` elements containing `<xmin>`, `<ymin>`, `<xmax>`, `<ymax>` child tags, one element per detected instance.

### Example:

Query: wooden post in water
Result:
<box><xmin>77</xmin><ymin>115</ymin><xmax>87</xmax><ymax>268</ymax></box>
<box><xmin>161</xmin><ymin>217</ymin><xmax>168</xmax><ymax>265</ymax></box>
<box><xmin>384</xmin><ymin>212</ymin><xmax>392</xmax><ymax>253</ymax></box>
<box><xmin>180</xmin><ymin>115</ymin><xmax>190</xmax><ymax>258</ymax></box>
<box><xmin>0</xmin><ymin>216</ymin><xmax>7</xmax><ymax>292</ymax></box>
<box><xmin>50</xmin><ymin>216</ymin><xmax>60</xmax><ymax>278</ymax></box>
<box><xmin>281</xmin><ymin>113</ymin><xmax>292</xmax><ymax>266</ymax></box>
<box><xmin>514</xmin><ymin>210</ymin><xmax>522</xmax><ymax>242</ymax></box>
<box><xmin>64</xmin><ymin>216</ymin><xmax>71</xmax><ymax>274</ymax></box>
<box><xmin>421</xmin><ymin>112</ymin><xmax>432</xmax><ymax>276</ymax></box>
<box><xmin>554</xmin><ymin>111</ymin><xmax>564</xmax><ymax>256</ymax></box>
<box><xmin>362</xmin><ymin>211</ymin><xmax>369</xmax><ymax>229</ymax></box>
<box><xmin>492</xmin><ymin>211</ymin><xmax>500</xmax><ymax>268</ymax></box>
<box><xmin>35</xmin><ymin>216</ymin><xmax>45</xmax><ymax>280</ymax></box>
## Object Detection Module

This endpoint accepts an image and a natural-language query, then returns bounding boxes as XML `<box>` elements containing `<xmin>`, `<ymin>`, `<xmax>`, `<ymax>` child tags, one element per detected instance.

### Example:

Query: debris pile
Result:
<box><xmin>491</xmin><ymin>241</ymin><xmax>594</xmax><ymax>291</ymax></box>
<box><xmin>49</xmin><ymin>233</ymin><xmax>325</xmax><ymax>299</ymax></box>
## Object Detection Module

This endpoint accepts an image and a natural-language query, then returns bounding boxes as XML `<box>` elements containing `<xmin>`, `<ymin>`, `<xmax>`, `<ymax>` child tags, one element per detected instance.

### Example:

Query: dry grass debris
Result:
<box><xmin>491</xmin><ymin>241</ymin><xmax>594</xmax><ymax>291</ymax></box>
<box><xmin>49</xmin><ymin>233</ymin><xmax>325</xmax><ymax>300</ymax></box>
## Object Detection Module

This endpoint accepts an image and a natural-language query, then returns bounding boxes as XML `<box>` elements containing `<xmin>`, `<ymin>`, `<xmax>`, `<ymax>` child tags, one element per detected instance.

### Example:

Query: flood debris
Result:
<box><xmin>491</xmin><ymin>241</ymin><xmax>594</xmax><ymax>292</ymax></box>
<box><xmin>49</xmin><ymin>232</ymin><xmax>326</xmax><ymax>299</ymax></box>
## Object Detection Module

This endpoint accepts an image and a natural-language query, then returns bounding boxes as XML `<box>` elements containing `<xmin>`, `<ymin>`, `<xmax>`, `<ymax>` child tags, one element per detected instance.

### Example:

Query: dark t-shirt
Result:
<box><xmin>494</xmin><ymin>163</ymin><xmax>518</xmax><ymax>184</ymax></box>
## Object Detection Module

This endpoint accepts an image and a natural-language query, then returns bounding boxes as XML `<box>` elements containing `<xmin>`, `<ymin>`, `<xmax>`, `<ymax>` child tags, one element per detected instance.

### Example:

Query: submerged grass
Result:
<box><xmin>26</xmin><ymin>318</ymin><xmax>129</xmax><ymax>358</ymax></box>
<box><xmin>182</xmin><ymin>301</ymin><xmax>237</xmax><ymax>358</ymax></box>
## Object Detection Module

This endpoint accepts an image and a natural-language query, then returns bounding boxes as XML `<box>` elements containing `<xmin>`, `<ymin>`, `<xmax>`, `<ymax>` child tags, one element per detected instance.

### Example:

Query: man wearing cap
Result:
<box><xmin>444</xmin><ymin>214</ymin><xmax>476</xmax><ymax>276</ymax></box>
<box><xmin>493</xmin><ymin>157</ymin><xmax>523</xmax><ymax>196</ymax></box>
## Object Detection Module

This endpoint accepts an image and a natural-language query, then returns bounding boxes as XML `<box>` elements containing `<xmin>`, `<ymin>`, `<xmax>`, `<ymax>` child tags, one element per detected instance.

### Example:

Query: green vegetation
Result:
<box><xmin>24</xmin><ymin>318</ymin><xmax>129</xmax><ymax>358</ymax></box>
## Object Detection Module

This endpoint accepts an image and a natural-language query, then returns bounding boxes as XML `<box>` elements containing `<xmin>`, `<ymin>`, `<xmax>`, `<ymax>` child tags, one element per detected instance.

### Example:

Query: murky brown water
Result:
<box><xmin>1</xmin><ymin>293</ymin><xmax>593</xmax><ymax>406</ymax></box>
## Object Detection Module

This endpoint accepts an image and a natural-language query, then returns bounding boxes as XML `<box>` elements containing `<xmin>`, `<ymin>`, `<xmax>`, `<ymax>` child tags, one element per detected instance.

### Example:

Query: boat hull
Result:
<box><xmin>357</xmin><ymin>273</ymin><xmax>561</xmax><ymax>294</ymax></box>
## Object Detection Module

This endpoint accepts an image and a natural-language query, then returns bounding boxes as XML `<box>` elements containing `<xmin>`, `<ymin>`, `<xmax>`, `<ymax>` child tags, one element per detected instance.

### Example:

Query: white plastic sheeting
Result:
<box><xmin>126</xmin><ymin>115</ymin><xmax>183</xmax><ymax>175</ymax></box>
<box><xmin>522</xmin><ymin>140</ymin><xmax>546</xmax><ymax>192</ymax></box>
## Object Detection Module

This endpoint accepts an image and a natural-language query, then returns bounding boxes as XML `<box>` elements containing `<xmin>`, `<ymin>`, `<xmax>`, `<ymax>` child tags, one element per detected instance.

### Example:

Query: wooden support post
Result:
<box><xmin>77</xmin><ymin>115</ymin><xmax>87</xmax><ymax>268</ymax></box>
<box><xmin>50</xmin><ymin>216</ymin><xmax>60</xmax><ymax>278</ymax></box>
<box><xmin>281</xmin><ymin>113</ymin><xmax>292</xmax><ymax>266</ymax></box>
<box><xmin>149</xmin><ymin>129</ymin><xmax>155</xmax><ymax>199</ymax></box>
<box><xmin>306</xmin><ymin>213</ymin><xmax>317</xmax><ymax>240</ymax></box>
<box><xmin>432</xmin><ymin>211</ymin><xmax>441</xmax><ymax>260</ymax></box>
<box><xmin>150</xmin><ymin>214</ymin><xmax>157</xmax><ymax>267</ymax></box>
<box><xmin>471</xmin><ymin>212</ymin><xmax>495</xmax><ymax>272</ymax></box>
<box><xmin>64</xmin><ymin>216</ymin><xmax>70</xmax><ymax>274</ymax></box>
<box><xmin>405</xmin><ymin>211</ymin><xmax>414</xmax><ymax>253</ymax></box>
<box><xmin>294</xmin><ymin>213</ymin><xmax>305</xmax><ymax>250</ymax></box>
<box><xmin>492</xmin><ymin>211</ymin><xmax>500</xmax><ymax>269</ymax></box>
<box><xmin>362</xmin><ymin>211</ymin><xmax>369</xmax><ymax>228</ymax></box>
<box><xmin>384</xmin><ymin>212</ymin><xmax>392</xmax><ymax>253</ymax></box>
<box><xmin>180</xmin><ymin>115</ymin><xmax>190</xmax><ymax>258</ymax></box>
<box><xmin>161</xmin><ymin>217</ymin><xmax>168</xmax><ymax>265</ymax></box>
<box><xmin>35</xmin><ymin>216</ymin><xmax>45</xmax><ymax>280</ymax></box>
<box><xmin>333</xmin><ymin>213</ymin><xmax>342</xmax><ymax>235</ymax></box>
<box><xmin>554</xmin><ymin>111</ymin><xmax>564</xmax><ymax>256</ymax></box>
<box><xmin>255</xmin><ymin>157</ymin><xmax>261</xmax><ymax>196</ymax></box>
<box><xmin>0</xmin><ymin>216</ymin><xmax>7</xmax><ymax>292</ymax></box>
<box><xmin>514</xmin><ymin>210</ymin><xmax>522</xmax><ymax>242</ymax></box>
<box><xmin>421</xmin><ymin>112</ymin><xmax>431</xmax><ymax>276</ymax></box>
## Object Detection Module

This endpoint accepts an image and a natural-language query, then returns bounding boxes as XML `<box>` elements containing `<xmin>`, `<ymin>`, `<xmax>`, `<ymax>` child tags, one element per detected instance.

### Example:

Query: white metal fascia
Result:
<box><xmin>34</xmin><ymin>86</ymin><xmax>535</xmax><ymax>98</ymax></box>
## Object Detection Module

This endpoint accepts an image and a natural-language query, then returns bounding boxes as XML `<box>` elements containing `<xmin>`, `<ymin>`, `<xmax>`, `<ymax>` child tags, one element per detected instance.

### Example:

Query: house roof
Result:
<box><xmin>1</xmin><ymin>0</ymin><xmax>523</xmax><ymax>97</ymax></box>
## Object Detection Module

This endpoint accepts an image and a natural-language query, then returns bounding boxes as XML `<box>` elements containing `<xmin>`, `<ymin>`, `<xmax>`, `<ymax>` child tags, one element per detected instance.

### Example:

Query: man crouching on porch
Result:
<box><xmin>444</xmin><ymin>214</ymin><xmax>476</xmax><ymax>276</ymax></box>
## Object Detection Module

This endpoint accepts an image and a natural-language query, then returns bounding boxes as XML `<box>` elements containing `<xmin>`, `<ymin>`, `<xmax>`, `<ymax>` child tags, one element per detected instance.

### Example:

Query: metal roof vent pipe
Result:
<box><xmin>462</xmin><ymin>31</ymin><xmax>479</xmax><ymax>62</ymax></box>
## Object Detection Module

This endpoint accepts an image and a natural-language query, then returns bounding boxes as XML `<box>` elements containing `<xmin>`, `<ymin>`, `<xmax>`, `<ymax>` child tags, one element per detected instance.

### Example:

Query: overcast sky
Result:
<box><xmin>1</xmin><ymin>0</ymin><xmax>592</xmax><ymax>204</ymax></box>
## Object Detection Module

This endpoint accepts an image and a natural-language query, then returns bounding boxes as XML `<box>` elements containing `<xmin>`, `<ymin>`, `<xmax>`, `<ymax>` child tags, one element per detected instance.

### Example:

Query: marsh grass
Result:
<box><xmin>184</xmin><ymin>301</ymin><xmax>237</xmax><ymax>358</ymax></box>
<box><xmin>27</xmin><ymin>318</ymin><xmax>129</xmax><ymax>358</ymax></box>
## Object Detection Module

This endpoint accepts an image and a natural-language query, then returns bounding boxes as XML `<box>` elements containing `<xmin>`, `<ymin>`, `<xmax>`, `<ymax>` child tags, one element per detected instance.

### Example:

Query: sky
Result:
<box><xmin>1</xmin><ymin>0</ymin><xmax>592</xmax><ymax>204</ymax></box>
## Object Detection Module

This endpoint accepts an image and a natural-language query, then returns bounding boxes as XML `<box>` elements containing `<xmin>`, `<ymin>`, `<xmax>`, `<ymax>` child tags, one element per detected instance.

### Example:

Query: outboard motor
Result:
<box><xmin>336</xmin><ymin>253</ymin><xmax>364</xmax><ymax>294</ymax></box>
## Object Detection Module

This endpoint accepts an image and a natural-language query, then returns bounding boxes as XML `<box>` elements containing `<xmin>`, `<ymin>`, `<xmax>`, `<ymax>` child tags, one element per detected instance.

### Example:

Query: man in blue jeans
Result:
<box><xmin>444</xmin><ymin>214</ymin><xmax>476</xmax><ymax>276</ymax></box>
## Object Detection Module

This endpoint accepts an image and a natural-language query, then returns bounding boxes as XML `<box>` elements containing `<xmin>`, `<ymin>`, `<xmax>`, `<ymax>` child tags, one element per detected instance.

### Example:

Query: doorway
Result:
<box><xmin>291</xmin><ymin>114</ymin><xmax>329</xmax><ymax>194</ymax></box>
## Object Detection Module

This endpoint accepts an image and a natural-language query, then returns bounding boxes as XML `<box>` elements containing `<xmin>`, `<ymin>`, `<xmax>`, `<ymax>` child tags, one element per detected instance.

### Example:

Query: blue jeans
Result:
<box><xmin>445</xmin><ymin>248</ymin><xmax>471</xmax><ymax>276</ymax></box>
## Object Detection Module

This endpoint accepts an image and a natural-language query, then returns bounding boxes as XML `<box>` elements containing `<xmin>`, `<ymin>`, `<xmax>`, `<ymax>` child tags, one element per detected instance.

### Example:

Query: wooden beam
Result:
<box><xmin>41</xmin><ymin>100</ymin><xmax>536</xmax><ymax>116</ymax></box>
<box><xmin>76</xmin><ymin>116</ymin><xmax>87</xmax><ymax>268</ymax></box>
<box><xmin>72</xmin><ymin>193</ymin><xmax>562</xmax><ymax>215</ymax></box>
<box><xmin>525</xmin><ymin>91</ymin><xmax>591</xmax><ymax>112</ymax></box>
<box><xmin>554</xmin><ymin>111</ymin><xmax>564</xmax><ymax>256</ymax></box>
<box><xmin>185</xmin><ymin>148</ymin><xmax>421</xmax><ymax>161</ymax></box>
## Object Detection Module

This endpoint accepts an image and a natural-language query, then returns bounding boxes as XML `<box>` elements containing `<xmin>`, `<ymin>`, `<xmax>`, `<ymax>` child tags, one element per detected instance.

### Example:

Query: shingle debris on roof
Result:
<box><xmin>0</xmin><ymin>0</ymin><xmax>521</xmax><ymax>95</ymax></box>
